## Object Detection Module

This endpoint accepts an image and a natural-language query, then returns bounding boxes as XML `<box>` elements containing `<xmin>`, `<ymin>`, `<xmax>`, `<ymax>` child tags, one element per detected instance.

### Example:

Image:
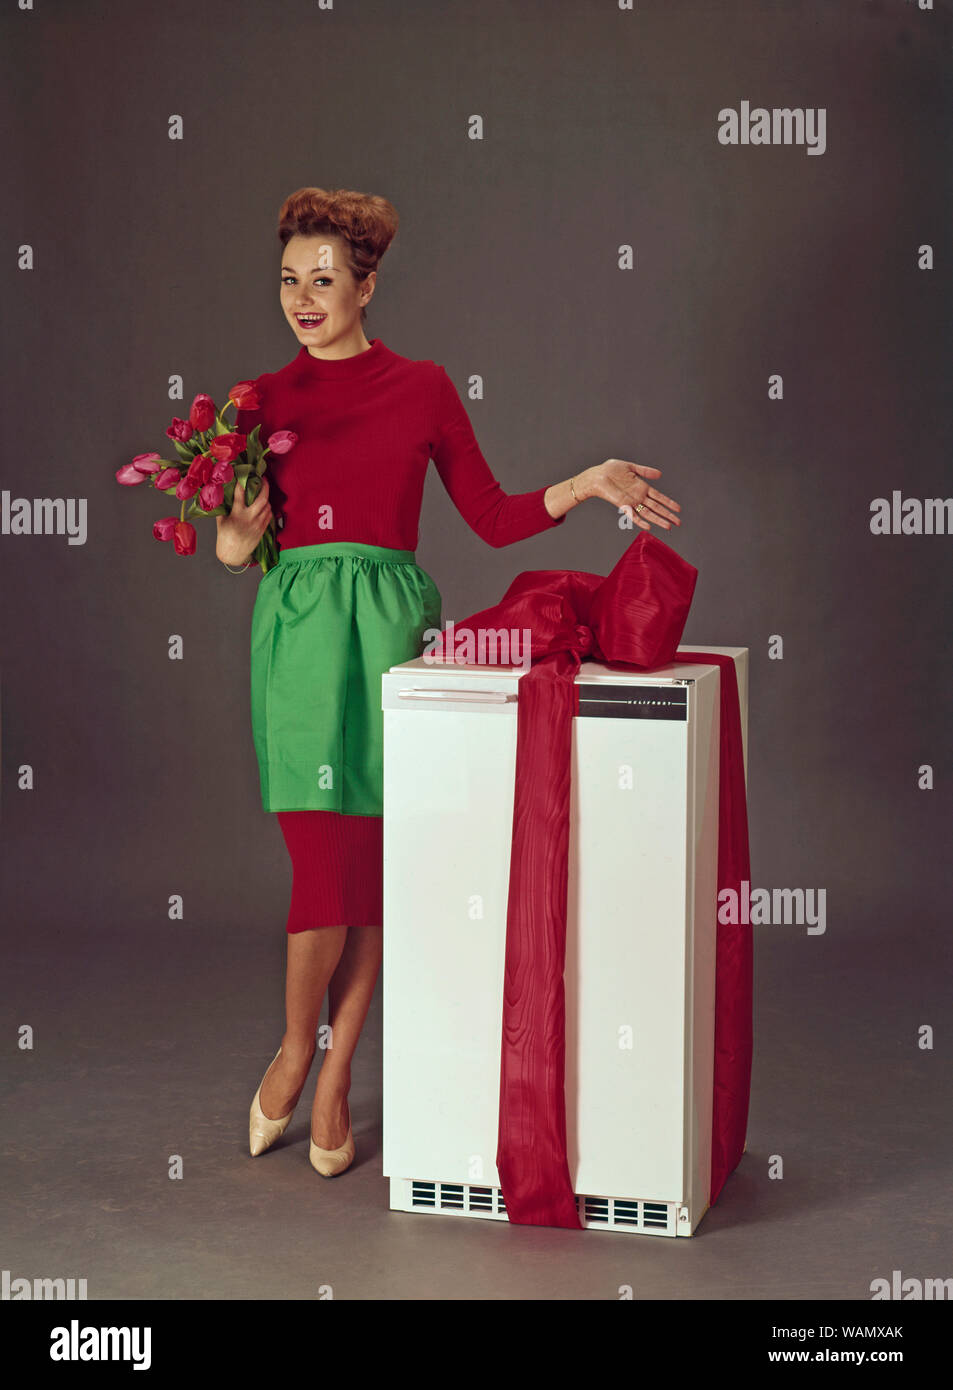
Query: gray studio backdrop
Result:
<box><xmin>3</xmin><ymin>6</ymin><xmax>950</xmax><ymax>1035</ymax></box>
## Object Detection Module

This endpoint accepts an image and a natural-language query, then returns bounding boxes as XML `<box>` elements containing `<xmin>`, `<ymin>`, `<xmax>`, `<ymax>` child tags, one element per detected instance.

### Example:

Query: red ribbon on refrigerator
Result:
<box><xmin>424</xmin><ymin>533</ymin><xmax>752</xmax><ymax>1229</ymax></box>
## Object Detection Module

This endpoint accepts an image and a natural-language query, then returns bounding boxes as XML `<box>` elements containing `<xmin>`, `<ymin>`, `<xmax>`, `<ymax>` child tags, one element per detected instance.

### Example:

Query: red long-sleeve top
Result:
<box><xmin>232</xmin><ymin>337</ymin><xmax>566</xmax><ymax>553</ymax></box>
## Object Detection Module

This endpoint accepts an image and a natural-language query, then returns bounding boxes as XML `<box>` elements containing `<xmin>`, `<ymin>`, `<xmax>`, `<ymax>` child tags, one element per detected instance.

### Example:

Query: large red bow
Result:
<box><xmin>426</xmin><ymin>532</ymin><xmax>752</xmax><ymax>1228</ymax></box>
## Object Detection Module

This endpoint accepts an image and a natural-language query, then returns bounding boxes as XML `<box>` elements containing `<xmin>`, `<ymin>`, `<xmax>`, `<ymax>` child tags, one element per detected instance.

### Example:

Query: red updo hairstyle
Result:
<box><xmin>276</xmin><ymin>187</ymin><xmax>400</xmax><ymax>324</ymax></box>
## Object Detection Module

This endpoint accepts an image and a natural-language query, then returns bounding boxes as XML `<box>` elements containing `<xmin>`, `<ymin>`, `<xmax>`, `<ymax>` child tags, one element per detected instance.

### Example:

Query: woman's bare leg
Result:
<box><xmin>258</xmin><ymin>925</ymin><xmax>348</xmax><ymax>1120</ymax></box>
<box><xmin>311</xmin><ymin>924</ymin><xmax>383</xmax><ymax>1148</ymax></box>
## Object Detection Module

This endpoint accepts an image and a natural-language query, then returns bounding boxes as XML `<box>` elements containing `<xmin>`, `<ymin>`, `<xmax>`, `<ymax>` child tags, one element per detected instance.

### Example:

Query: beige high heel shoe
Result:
<box><xmin>309</xmin><ymin>1099</ymin><xmax>355</xmax><ymax>1177</ymax></box>
<box><xmin>249</xmin><ymin>1046</ymin><xmax>307</xmax><ymax>1157</ymax></box>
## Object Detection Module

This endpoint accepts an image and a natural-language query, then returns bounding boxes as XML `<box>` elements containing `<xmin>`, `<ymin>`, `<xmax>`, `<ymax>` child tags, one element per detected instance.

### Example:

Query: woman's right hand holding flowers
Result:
<box><xmin>215</xmin><ymin>476</ymin><xmax>274</xmax><ymax>566</ymax></box>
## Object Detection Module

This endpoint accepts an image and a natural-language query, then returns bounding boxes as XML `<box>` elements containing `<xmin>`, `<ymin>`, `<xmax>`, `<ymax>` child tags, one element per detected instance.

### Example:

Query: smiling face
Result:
<box><xmin>279</xmin><ymin>233</ymin><xmax>376</xmax><ymax>357</ymax></box>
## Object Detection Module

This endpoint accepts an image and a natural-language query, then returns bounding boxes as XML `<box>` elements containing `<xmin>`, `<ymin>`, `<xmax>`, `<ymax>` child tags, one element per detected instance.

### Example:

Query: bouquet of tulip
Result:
<box><xmin>116</xmin><ymin>381</ymin><xmax>296</xmax><ymax>575</ymax></box>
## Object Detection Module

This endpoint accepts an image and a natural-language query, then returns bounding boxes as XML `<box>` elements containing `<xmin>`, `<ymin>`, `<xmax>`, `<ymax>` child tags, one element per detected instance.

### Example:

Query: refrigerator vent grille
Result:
<box><xmin>411</xmin><ymin>1180</ymin><xmax>506</xmax><ymax>1216</ymax></box>
<box><xmin>408</xmin><ymin>1180</ymin><xmax>677</xmax><ymax>1234</ymax></box>
<box><xmin>582</xmin><ymin>1195</ymin><xmax>674</xmax><ymax>1233</ymax></box>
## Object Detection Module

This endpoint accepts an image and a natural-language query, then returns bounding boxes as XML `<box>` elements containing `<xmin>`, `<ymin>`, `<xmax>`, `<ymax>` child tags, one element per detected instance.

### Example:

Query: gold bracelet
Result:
<box><xmin>569</xmin><ymin>476</ymin><xmax>577</xmax><ymax>502</ymax></box>
<box><xmin>221</xmin><ymin>558</ymin><xmax>251</xmax><ymax>574</ymax></box>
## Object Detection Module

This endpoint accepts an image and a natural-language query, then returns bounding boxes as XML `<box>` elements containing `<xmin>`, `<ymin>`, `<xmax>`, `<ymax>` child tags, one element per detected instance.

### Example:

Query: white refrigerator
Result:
<box><xmin>381</xmin><ymin>646</ymin><xmax>748</xmax><ymax>1237</ymax></box>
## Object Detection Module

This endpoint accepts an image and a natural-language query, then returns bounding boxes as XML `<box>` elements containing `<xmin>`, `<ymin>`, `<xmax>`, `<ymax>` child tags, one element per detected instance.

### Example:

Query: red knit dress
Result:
<box><xmin>234</xmin><ymin>337</ymin><xmax>566</xmax><ymax>931</ymax></box>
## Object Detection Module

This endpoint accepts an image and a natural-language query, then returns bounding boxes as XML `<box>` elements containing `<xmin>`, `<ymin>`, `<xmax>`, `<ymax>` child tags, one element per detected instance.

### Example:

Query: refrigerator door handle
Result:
<box><xmin>396</xmin><ymin>688</ymin><xmax>516</xmax><ymax>704</ymax></box>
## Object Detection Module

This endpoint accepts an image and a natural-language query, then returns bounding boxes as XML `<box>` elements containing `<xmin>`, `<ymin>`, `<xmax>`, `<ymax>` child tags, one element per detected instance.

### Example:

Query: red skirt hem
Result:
<box><xmin>277</xmin><ymin>810</ymin><xmax>383</xmax><ymax>931</ymax></box>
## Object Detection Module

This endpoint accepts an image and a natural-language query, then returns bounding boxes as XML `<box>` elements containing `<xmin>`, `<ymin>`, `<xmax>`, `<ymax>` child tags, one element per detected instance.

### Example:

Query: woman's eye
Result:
<box><xmin>281</xmin><ymin>276</ymin><xmax>331</xmax><ymax>287</ymax></box>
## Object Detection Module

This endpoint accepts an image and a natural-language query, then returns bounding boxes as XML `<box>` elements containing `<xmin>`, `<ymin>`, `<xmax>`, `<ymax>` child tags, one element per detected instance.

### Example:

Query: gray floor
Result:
<box><xmin>2</xmin><ymin>914</ymin><xmax>949</xmax><ymax>1302</ymax></box>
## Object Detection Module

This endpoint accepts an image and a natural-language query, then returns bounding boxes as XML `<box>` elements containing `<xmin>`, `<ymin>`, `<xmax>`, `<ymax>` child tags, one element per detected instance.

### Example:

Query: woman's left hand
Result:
<box><xmin>576</xmin><ymin>458</ymin><xmax>681</xmax><ymax>531</ymax></box>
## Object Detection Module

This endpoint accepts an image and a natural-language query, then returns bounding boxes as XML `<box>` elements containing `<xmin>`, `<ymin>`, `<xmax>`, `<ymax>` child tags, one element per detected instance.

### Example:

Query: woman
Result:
<box><xmin>215</xmin><ymin>186</ymin><xmax>682</xmax><ymax>1179</ymax></box>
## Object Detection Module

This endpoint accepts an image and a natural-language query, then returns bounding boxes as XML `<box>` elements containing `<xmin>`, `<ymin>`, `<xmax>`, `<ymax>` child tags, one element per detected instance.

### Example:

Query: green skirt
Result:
<box><xmin>250</xmin><ymin>541</ymin><xmax>442</xmax><ymax>814</ymax></box>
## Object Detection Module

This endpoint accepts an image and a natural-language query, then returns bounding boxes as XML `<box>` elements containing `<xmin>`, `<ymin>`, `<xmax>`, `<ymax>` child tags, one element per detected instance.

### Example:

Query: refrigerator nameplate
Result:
<box><xmin>576</xmin><ymin>685</ymin><xmax>688</xmax><ymax>720</ymax></box>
